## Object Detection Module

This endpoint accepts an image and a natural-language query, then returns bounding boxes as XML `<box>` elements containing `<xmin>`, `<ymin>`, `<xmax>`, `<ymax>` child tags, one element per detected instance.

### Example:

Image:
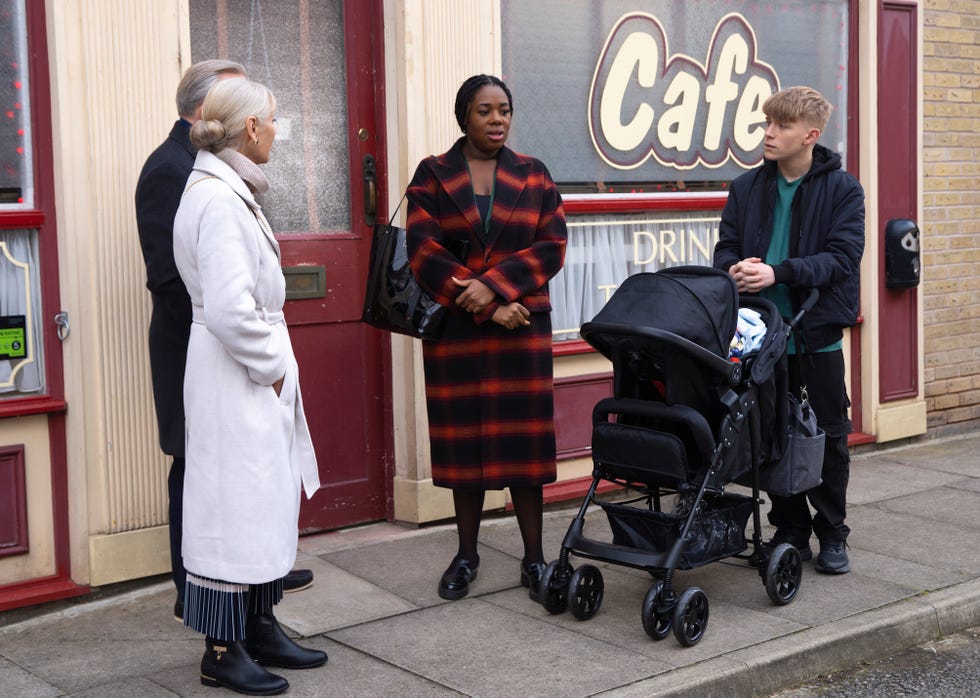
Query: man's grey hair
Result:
<box><xmin>176</xmin><ymin>59</ymin><xmax>247</xmax><ymax>119</ymax></box>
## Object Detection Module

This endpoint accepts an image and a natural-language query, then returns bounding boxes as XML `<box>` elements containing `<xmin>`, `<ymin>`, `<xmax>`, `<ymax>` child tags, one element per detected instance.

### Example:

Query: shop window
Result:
<box><xmin>501</xmin><ymin>0</ymin><xmax>850</xmax><ymax>342</ymax></box>
<box><xmin>0</xmin><ymin>0</ymin><xmax>44</xmax><ymax>398</ymax></box>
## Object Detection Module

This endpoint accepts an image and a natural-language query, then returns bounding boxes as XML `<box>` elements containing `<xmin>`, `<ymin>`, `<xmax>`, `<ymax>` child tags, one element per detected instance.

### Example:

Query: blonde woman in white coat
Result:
<box><xmin>173</xmin><ymin>78</ymin><xmax>325</xmax><ymax>696</ymax></box>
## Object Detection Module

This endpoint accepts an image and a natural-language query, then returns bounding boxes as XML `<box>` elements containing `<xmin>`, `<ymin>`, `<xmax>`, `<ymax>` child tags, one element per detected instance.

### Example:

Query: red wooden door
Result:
<box><xmin>877</xmin><ymin>1</ymin><xmax>919</xmax><ymax>401</ymax></box>
<box><xmin>191</xmin><ymin>0</ymin><xmax>391</xmax><ymax>532</ymax></box>
<box><xmin>279</xmin><ymin>0</ymin><xmax>390</xmax><ymax>531</ymax></box>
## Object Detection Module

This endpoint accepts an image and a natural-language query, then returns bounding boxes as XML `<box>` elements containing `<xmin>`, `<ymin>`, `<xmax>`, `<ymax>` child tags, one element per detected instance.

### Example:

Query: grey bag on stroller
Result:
<box><xmin>762</xmin><ymin>389</ymin><xmax>825</xmax><ymax>497</ymax></box>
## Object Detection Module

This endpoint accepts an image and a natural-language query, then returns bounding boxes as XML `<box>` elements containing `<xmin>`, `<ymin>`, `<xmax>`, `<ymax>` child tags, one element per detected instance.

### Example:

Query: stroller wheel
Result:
<box><xmin>765</xmin><ymin>543</ymin><xmax>803</xmax><ymax>605</ymax></box>
<box><xmin>672</xmin><ymin>587</ymin><xmax>709</xmax><ymax>647</ymax></box>
<box><xmin>568</xmin><ymin>565</ymin><xmax>604</xmax><ymax>621</ymax></box>
<box><xmin>641</xmin><ymin>582</ymin><xmax>673</xmax><ymax>641</ymax></box>
<box><xmin>539</xmin><ymin>560</ymin><xmax>573</xmax><ymax>615</ymax></box>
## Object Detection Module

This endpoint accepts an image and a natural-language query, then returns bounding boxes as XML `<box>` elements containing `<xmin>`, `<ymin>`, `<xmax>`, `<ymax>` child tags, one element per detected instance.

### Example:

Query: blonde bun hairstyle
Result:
<box><xmin>189</xmin><ymin>78</ymin><xmax>276</xmax><ymax>153</ymax></box>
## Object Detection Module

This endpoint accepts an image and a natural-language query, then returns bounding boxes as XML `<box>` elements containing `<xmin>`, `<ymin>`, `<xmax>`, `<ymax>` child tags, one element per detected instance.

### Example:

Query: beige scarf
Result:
<box><xmin>216</xmin><ymin>147</ymin><xmax>270</xmax><ymax>195</ymax></box>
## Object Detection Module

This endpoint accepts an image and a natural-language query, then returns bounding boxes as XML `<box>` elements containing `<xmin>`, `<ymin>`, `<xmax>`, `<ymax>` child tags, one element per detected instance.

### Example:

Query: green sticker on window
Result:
<box><xmin>0</xmin><ymin>316</ymin><xmax>27</xmax><ymax>359</ymax></box>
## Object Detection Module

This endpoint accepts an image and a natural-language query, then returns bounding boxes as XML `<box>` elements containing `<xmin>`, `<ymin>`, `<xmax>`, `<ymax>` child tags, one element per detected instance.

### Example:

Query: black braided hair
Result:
<box><xmin>454</xmin><ymin>74</ymin><xmax>514</xmax><ymax>133</ymax></box>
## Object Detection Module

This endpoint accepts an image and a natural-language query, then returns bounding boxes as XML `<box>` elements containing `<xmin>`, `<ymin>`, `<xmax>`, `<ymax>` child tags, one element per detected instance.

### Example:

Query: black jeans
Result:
<box><xmin>168</xmin><ymin>456</ymin><xmax>187</xmax><ymax>600</ymax></box>
<box><xmin>768</xmin><ymin>350</ymin><xmax>851</xmax><ymax>543</ymax></box>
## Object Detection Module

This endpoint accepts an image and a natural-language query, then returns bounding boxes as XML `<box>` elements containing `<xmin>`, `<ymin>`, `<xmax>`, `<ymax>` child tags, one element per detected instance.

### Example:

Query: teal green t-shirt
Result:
<box><xmin>760</xmin><ymin>173</ymin><xmax>841</xmax><ymax>354</ymax></box>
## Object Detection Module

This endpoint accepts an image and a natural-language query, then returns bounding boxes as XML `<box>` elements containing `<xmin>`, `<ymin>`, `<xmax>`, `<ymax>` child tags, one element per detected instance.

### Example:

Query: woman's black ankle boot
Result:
<box><xmin>520</xmin><ymin>558</ymin><xmax>546</xmax><ymax>603</ymax></box>
<box><xmin>200</xmin><ymin>638</ymin><xmax>288</xmax><ymax>695</ymax></box>
<box><xmin>244</xmin><ymin>610</ymin><xmax>328</xmax><ymax>669</ymax></box>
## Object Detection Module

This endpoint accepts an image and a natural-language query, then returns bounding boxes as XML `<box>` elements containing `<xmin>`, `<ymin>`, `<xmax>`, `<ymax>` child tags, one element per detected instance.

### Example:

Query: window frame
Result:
<box><xmin>0</xmin><ymin>0</ymin><xmax>64</xmax><ymax>417</ymax></box>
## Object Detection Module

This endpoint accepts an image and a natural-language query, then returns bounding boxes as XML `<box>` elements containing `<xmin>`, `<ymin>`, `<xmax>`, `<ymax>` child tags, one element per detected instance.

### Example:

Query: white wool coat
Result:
<box><xmin>173</xmin><ymin>150</ymin><xmax>320</xmax><ymax>585</ymax></box>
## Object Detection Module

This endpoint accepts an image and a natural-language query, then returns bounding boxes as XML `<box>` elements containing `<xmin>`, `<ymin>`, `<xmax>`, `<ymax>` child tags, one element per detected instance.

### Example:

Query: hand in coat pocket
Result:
<box><xmin>273</xmin><ymin>375</ymin><xmax>285</xmax><ymax>397</ymax></box>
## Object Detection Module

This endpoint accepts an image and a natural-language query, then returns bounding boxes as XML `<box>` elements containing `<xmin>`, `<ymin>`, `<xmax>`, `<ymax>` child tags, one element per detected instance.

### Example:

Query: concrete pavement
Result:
<box><xmin>2</xmin><ymin>432</ymin><xmax>979</xmax><ymax>697</ymax></box>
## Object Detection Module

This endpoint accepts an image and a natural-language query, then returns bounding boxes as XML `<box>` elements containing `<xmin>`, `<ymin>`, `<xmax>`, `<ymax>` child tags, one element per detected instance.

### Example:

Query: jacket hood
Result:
<box><xmin>806</xmin><ymin>143</ymin><xmax>842</xmax><ymax>179</ymax></box>
<box><xmin>762</xmin><ymin>142</ymin><xmax>842</xmax><ymax>182</ymax></box>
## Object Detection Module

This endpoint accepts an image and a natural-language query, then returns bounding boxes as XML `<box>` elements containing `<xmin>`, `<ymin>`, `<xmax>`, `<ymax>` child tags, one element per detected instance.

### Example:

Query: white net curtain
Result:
<box><xmin>550</xmin><ymin>211</ymin><xmax>721</xmax><ymax>342</ymax></box>
<box><xmin>0</xmin><ymin>230</ymin><xmax>44</xmax><ymax>394</ymax></box>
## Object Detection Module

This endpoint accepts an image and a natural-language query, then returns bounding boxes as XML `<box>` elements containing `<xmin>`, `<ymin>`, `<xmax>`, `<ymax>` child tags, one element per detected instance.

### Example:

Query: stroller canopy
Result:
<box><xmin>583</xmin><ymin>266</ymin><xmax>738</xmax><ymax>360</ymax></box>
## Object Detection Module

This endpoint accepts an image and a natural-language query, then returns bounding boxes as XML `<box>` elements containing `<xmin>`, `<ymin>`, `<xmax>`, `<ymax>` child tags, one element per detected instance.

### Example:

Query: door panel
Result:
<box><xmin>191</xmin><ymin>0</ymin><xmax>390</xmax><ymax>531</ymax></box>
<box><xmin>877</xmin><ymin>2</ymin><xmax>919</xmax><ymax>401</ymax></box>
<box><xmin>280</xmin><ymin>237</ymin><xmax>388</xmax><ymax>531</ymax></box>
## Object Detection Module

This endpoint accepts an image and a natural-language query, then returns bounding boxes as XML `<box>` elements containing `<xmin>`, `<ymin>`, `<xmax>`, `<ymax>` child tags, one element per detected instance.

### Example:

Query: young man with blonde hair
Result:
<box><xmin>714</xmin><ymin>86</ymin><xmax>865</xmax><ymax>574</ymax></box>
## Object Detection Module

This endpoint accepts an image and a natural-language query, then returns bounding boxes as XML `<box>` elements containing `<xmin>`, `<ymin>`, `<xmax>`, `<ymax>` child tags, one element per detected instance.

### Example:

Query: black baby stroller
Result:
<box><xmin>537</xmin><ymin>265</ymin><xmax>814</xmax><ymax>647</ymax></box>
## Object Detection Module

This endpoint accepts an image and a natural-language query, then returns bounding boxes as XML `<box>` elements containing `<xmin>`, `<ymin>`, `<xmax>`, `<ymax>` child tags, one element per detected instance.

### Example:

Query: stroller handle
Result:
<box><xmin>789</xmin><ymin>288</ymin><xmax>820</xmax><ymax>330</ymax></box>
<box><xmin>581</xmin><ymin>322</ymin><xmax>743</xmax><ymax>386</ymax></box>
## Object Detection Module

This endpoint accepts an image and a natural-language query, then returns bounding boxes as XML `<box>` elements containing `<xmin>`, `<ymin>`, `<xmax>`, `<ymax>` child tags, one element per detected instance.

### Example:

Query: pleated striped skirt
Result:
<box><xmin>183</xmin><ymin>572</ymin><xmax>284</xmax><ymax>641</ymax></box>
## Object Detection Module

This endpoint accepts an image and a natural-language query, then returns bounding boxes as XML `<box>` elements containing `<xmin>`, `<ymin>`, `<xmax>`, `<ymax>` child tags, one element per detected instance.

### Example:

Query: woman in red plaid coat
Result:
<box><xmin>407</xmin><ymin>75</ymin><xmax>567</xmax><ymax>602</ymax></box>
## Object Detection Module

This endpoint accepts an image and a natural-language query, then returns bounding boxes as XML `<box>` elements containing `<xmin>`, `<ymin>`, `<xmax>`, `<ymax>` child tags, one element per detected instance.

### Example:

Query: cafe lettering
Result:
<box><xmin>589</xmin><ymin>13</ymin><xmax>780</xmax><ymax>170</ymax></box>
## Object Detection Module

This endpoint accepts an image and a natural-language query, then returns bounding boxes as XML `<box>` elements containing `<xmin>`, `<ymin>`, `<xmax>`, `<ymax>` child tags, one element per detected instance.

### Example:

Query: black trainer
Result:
<box><xmin>815</xmin><ymin>539</ymin><xmax>850</xmax><ymax>574</ymax></box>
<box><xmin>750</xmin><ymin>529</ymin><xmax>813</xmax><ymax>567</ymax></box>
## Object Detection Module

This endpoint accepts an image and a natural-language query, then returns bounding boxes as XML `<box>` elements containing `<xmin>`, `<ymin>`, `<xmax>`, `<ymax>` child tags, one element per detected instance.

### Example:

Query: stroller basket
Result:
<box><xmin>600</xmin><ymin>494</ymin><xmax>753</xmax><ymax>570</ymax></box>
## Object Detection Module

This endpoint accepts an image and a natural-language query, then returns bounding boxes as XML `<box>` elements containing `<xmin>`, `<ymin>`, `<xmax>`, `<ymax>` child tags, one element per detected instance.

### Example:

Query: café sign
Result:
<box><xmin>502</xmin><ymin>0</ymin><xmax>848</xmax><ymax>184</ymax></box>
<box><xmin>589</xmin><ymin>13</ymin><xmax>779</xmax><ymax>171</ymax></box>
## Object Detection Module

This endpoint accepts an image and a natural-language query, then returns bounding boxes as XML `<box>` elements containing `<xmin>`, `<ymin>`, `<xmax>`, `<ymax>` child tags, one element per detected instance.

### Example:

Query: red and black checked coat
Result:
<box><xmin>406</xmin><ymin>138</ymin><xmax>567</xmax><ymax>490</ymax></box>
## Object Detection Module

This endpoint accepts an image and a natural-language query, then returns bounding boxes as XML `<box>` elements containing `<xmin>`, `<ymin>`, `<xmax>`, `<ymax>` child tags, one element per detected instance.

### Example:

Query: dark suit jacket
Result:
<box><xmin>135</xmin><ymin>120</ymin><xmax>194</xmax><ymax>456</ymax></box>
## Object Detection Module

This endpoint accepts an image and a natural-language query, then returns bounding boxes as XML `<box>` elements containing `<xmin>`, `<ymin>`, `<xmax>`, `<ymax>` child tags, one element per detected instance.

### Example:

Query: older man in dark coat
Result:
<box><xmin>135</xmin><ymin>60</ymin><xmax>312</xmax><ymax>620</ymax></box>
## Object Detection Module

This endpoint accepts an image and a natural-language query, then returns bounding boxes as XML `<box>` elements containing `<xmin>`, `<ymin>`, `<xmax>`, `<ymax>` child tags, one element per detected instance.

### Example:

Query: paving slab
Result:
<box><xmin>0</xmin><ymin>591</ymin><xmax>195</xmax><ymax>694</ymax></box>
<box><xmin>321</xmin><ymin>529</ymin><xmax>521</xmax><ymax>607</ymax></box>
<box><xmin>330</xmin><ymin>597</ymin><xmax>656</xmax><ymax>697</ymax></box>
<box><xmin>297</xmin><ymin>521</ymin><xmax>442</xmax><ymax>556</ymax></box>
<box><xmin>872</xmin><ymin>485</ymin><xmax>980</xmax><ymax>530</ymax></box>
<box><xmin>0</xmin><ymin>636</ymin><xmax>195</xmax><ymax>694</ymax></box>
<box><xmin>275</xmin><ymin>556</ymin><xmax>417</xmax><ymax>635</ymax></box>
<box><xmin>0</xmin><ymin>657</ymin><xmax>61</xmax><ymax>697</ymax></box>
<box><xmin>846</xmin><ymin>457</ymin><xmax>966</xmax><ymax>505</ymax></box>
<box><xmin>487</xmin><ymin>563</ymin><xmax>806</xmax><ymax>668</ymax></box>
<box><xmin>847</xmin><ymin>505</ymin><xmax>980</xmax><ymax>575</ymax></box>
<box><xmin>840</xmin><ymin>548</ymin><xmax>969</xmax><ymax>592</ymax></box>
<box><xmin>703</xmin><ymin>562</ymin><xmax>913</xmax><ymax>627</ymax></box>
<box><xmin>873</xmin><ymin>435</ymin><xmax>980</xmax><ymax>477</ymax></box>
<box><xmin>952</xmin><ymin>477</ymin><xmax>980</xmax><ymax>493</ymax></box>
<box><xmin>70</xmin><ymin>676</ymin><xmax>180</xmax><ymax>697</ymax></box>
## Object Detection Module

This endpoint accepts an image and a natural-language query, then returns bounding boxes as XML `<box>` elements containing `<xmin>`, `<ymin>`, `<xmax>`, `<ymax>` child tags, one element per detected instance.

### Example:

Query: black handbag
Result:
<box><xmin>361</xmin><ymin>197</ymin><xmax>468</xmax><ymax>341</ymax></box>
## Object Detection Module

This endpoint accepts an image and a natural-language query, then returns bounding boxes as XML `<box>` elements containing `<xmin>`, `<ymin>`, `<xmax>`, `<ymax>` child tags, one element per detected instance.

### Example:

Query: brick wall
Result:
<box><xmin>921</xmin><ymin>0</ymin><xmax>980</xmax><ymax>434</ymax></box>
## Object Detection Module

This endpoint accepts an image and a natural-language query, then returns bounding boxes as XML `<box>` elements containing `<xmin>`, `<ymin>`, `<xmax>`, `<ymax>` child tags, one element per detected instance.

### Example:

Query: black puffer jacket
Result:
<box><xmin>713</xmin><ymin>144</ymin><xmax>865</xmax><ymax>352</ymax></box>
